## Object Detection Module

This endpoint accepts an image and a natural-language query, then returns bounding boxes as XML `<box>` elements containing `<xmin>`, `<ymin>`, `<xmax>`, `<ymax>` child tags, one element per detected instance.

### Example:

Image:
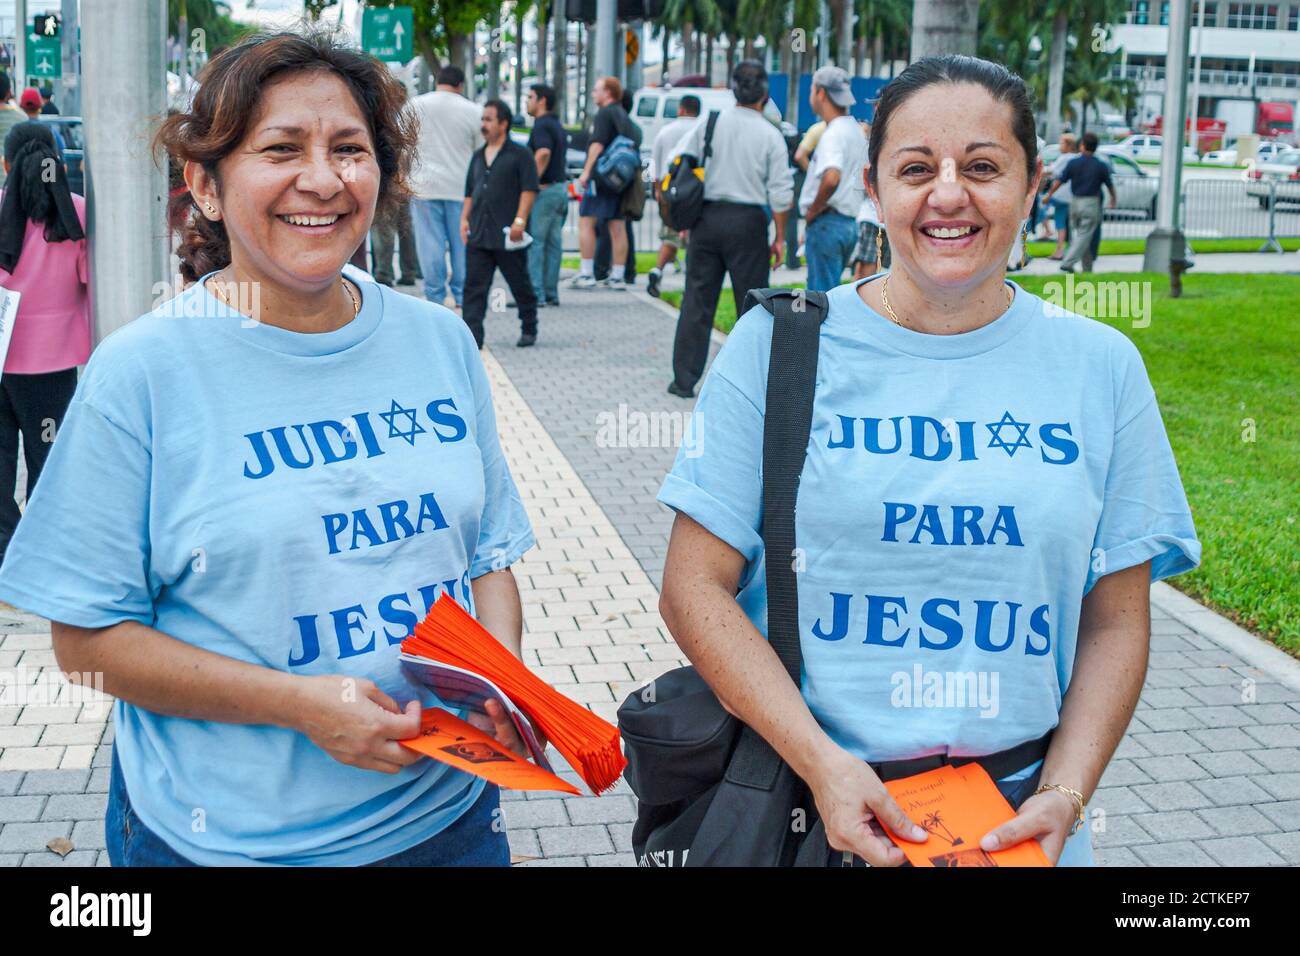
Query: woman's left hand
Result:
<box><xmin>979</xmin><ymin>789</ymin><xmax>1077</xmax><ymax>864</ymax></box>
<box><xmin>465</xmin><ymin>698</ymin><xmax>548</xmax><ymax>761</ymax></box>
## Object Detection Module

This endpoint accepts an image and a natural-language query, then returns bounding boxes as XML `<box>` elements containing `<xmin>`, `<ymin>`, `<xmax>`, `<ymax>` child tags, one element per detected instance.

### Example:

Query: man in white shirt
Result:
<box><xmin>666</xmin><ymin>60</ymin><xmax>793</xmax><ymax>398</ymax></box>
<box><xmin>799</xmin><ymin>65</ymin><xmax>866</xmax><ymax>292</ymax></box>
<box><xmin>850</xmin><ymin>124</ymin><xmax>892</xmax><ymax>279</ymax></box>
<box><xmin>646</xmin><ymin>94</ymin><xmax>701</xmax><ymax>298</ymax></box>
<box><xmin>408</xmin><ymin>66</ymin><xmax>483</xmax><ymax>308</ymax></box>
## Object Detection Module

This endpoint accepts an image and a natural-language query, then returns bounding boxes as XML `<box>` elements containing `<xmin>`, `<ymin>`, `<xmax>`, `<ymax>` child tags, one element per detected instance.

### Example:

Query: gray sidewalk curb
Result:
<box><xmin>1151</xmin><ymin>582</ymin><xmax>1300</xmax><ymax>692</ymax></box>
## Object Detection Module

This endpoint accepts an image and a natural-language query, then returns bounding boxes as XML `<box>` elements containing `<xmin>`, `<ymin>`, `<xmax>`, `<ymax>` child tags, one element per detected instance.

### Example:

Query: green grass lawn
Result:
<box><xmin>1027</xmin><ymin>237</ymin><xmax>1300</xmax><ymax>257</ymax></box>
<box><xmin>561</xmin><ymin>252</ymin><xmax>663</xmax><ymax>274</ymax></box>
<box><xmin>667</xmin><ymin>273</ymin><xmax>1300</xmax><ymax>653</ymax></box>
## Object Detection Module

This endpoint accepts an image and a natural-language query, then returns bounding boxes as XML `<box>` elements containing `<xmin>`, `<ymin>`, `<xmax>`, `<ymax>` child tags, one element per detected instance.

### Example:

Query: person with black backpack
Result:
<box><xmin>664</xmin><ymin>60</ymin><xmax>793</xmax><ymax>398</ymax></box>
<box><xmin>571</xmin><ymin>76</ymin><xmax>638</xmax><ymax>290</ymax></box>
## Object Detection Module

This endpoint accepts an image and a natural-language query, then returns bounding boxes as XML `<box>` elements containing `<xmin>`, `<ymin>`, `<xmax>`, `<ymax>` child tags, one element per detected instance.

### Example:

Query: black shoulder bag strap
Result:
<box><xmin>701</xmin><ymin>110</ymin><xmax>719</xmax><ymax>168</ymax></box>
<box><xmin>723</xmin><ymin>288</ymin><xmax>829</xmax><ymax>789</ymax></box>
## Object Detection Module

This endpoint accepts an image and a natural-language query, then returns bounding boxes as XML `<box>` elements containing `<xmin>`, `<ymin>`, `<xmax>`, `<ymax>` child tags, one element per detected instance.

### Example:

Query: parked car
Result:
<box><xmin>1114</xmin><ymin>133</ymin><xmax>1198</xmax><ymax>164</ymax></box>
<box><xmin>1097</xmin><ymin>113</ymin><xmax>1131</xmax><ymax>143</ymax></box>
<box><xmin>1202</xmin><ymin>140</ymin><xmax>1289</xmax><ymax>166</ymax></box>
<box><xmin>1245</xmin><ymin>148</ymin><xmax>1300</xmax><ymax>207</ymax></box>
<box><xmin>36</xmin><ymin>115</ymin><xmax>84</xmax><ymax>195</ymax></box>
<box><xmin>1039</xmin><ymin>144</ymin><xmax>1159</xmax><ymax>218</ymax></box>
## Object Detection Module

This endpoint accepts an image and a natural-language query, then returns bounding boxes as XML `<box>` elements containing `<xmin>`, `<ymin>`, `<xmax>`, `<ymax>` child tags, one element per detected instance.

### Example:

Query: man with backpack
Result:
<box><xmin>664</xmin><ymin>60</ymin><xmax>793</xmax><ymax>398</ymax></box>
<box><xmin>646</xmin><ymin>94</ymin><xmax>701</xmax><ymax>298</ymax></box>
<box><xmin>571</xmin><ymin>76</ymin><xmax>638</xmax><ymax>290</ymax></box>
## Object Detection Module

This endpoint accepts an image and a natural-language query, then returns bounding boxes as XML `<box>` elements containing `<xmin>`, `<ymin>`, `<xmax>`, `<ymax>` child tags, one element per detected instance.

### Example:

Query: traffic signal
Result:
<box><xmin>34</xmin><ymin>14</ymin><xmax>60</xmax><ymax>37</ymax></box>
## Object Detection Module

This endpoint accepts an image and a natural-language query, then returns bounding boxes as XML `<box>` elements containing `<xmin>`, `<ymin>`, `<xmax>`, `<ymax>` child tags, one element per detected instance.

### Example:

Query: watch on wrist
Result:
<box><xmin>512</xmin><ymin>217</ymin><xmax>525</xmax><ymax>226</ymax></box>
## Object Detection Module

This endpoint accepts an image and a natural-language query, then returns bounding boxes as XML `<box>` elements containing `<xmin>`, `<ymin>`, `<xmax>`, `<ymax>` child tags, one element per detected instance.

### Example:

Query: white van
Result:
<box><xmin>631</xmin><ymin>86</ymin><xmax>787</xmax><ymax>158</ymax></box>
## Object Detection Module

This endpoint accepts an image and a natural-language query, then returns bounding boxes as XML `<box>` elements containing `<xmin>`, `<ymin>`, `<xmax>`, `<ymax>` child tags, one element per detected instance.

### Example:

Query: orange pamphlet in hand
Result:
<box><xmin>400</xmin><ymin>707</ymin><xmax>580</xmax><ymax>795</ymax></box>
<box><xmin>879</xmin><ymin>763</ymin><xmax>1052</xmax><ymax>867</ymax></box>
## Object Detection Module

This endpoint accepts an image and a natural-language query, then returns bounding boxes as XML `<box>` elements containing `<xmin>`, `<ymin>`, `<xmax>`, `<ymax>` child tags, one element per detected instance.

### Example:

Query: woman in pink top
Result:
<box><xmin>0</xmin><ymin>120</ymin><xmax>88</xmax><ymax>565</ymax></box>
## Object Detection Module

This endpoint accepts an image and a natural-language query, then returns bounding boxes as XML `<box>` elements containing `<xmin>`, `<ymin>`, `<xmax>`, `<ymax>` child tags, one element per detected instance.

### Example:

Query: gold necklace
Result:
<box><xmin>208</xmin><ymin>271</ymin><xmax>360</xmax><ymax>319</ymax></box>
<box><xmin>879</xmin><ymin>274</ymin><xmax>1012</xmax><ymax>327</ymax></box>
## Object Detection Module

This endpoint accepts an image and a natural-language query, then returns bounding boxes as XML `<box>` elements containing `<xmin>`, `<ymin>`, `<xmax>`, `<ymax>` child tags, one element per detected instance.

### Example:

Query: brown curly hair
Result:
<box><xmin>154</xmin><ymin>30</ymin><xmax>418</xmax><ymax>283</ymax></box>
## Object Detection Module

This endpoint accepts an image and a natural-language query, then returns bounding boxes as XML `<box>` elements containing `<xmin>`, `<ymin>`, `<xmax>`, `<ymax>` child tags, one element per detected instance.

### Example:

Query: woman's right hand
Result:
<box><xmin>805</xmin><ymin>745</ymin><xmax>929</xmax><ymax>866</ymax></box>
<box><xmin>290</xmin><ymin>675</ymin><xmax>424</xmax><ymax>774</ymax></box>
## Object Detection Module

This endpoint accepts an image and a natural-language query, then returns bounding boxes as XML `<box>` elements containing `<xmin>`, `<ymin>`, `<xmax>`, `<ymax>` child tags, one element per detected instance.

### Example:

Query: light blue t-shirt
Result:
<box><xmin>658</xmin><ymin>276</ymin><xmax>1200</xmax><ymax>862</ymax></box>
<box><xmin>0</xmin><ymin>269</ymin><xmax>535</xmax><ymax>865</ymax></box>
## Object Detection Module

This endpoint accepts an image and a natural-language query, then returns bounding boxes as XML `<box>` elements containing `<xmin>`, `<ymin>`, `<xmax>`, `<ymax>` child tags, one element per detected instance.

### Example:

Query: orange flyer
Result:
<box><xmin>400</xmin><ymin>708</ymin><xmax>580</xmax><ymax>795</ymax></box>
<box><xmin>879</xmin><ymin>763</ymin><xmax>1052</xmax><ymax>867</ymax></box>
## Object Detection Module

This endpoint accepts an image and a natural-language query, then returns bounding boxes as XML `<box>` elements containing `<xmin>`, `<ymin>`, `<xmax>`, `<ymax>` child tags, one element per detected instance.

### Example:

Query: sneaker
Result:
<box><xmin>605</xmin><ymin>277</ymin><xmax>628</xmax><ymax>291</ymax></box>
<box><xmin>546</xmin><ymin>299</ymin><xmax>561</xmax><ymax>307</ymax></box>
<box><xmin>646</xmin><ymin>271</ymin><xmax>661</xmax><ymax>298</ymax></box>
<box><xmin>569</xmin><ymin>274</ymin><xmax>597</xmax><ymax>289</ymax></box>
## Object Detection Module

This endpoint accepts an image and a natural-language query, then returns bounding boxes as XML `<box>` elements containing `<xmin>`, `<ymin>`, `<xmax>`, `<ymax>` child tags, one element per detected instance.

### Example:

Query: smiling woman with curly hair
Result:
<box><xmin>0</xmin><ymin>30</ymin><xmax>537</xmax><ymax>867</ymax></box>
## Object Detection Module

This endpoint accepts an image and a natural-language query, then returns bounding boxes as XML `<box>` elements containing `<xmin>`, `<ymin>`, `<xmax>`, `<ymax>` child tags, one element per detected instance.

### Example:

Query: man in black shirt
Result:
<box><xmin>525</xmin><ymin>84</ymin><xmax>569</xmax><ymax>307</ymax></box>
<box><xmin>1043</xmin><ymin>132</ymin><xmax>1117</xmax><ymax>273</ymax></box>
<box><xmin>460</xmin><ymin>100</ymin><xmax>540</xmax><ymax>348</ymax></box>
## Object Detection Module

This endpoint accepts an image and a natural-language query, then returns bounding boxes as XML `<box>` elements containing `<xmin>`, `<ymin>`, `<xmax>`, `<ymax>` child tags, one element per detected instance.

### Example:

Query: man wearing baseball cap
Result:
<box><xmin>799</xmin><ymin>65</ymin><xmax>867</xmax><ymax>292</ymax></box>
<box><xmin>8</xmin><ymin>87</ymin><xmax>64</xmax><ymax>166</ymax></box>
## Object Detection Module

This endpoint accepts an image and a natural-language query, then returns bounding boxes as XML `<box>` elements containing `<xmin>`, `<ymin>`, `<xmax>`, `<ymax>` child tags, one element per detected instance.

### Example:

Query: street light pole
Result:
<box><xmin>1142</xmin><ymin>0</ymin><xmax>1193</xmax><ymax>276</ymax></box>
<box><xmin>16</xmin><ymin>0</ymin><xmax>27</xmax><ymax>87</ymax></box>
<box><xmin>595</xmin><ymin>0</ymin><xmax>616</xmax><ymax>79</ymax></box>
<box><xmin>82</xmin><ymin>0</ymin><xmax>169</xmax><ymax>343</ymax></box>
<box><xmin>61</xmin><ymin>0</ymin><xmax>80</xmax><ymax>117</ymax></box>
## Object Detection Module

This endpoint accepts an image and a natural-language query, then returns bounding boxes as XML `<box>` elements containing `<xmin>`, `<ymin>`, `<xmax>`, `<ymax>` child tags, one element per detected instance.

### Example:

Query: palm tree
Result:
<box><xmin>857</xmin><ymin>0</ymin><xmax>912</xmax><ymax>76</ymax></box>
<box><xmin>1066</xmin><ymin>35</ymin><xmax>1136</xmax><ymax>137</ymax></box>
<box><xmin>910</xmin><ymin>0</ymin><xmax>978</xmax><ymax>60</ymax></box>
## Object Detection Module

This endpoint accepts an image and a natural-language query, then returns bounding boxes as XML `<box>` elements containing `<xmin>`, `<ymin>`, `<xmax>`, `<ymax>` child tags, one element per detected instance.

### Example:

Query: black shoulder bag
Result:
<box><xmin>618</xmin><ymin>288</ymin><xmax>829</xmax><ymax>867</ymax></box>
<box><xmin>660</xmin><ymin>111</ymin><xmax>719</xmax><ymax>232</ymax></box>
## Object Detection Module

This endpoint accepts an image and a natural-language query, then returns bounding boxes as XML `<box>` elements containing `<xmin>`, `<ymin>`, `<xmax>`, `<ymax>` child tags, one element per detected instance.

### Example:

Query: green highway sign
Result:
<box><xmin>26</xmin><ymin>32</ymin><xmax>61</xmax><ymax>79</ymax></box>
<box><xmin>361</xmin><ymin>6</ymin><xmax>413</xmax><ymax>64</ymax></box>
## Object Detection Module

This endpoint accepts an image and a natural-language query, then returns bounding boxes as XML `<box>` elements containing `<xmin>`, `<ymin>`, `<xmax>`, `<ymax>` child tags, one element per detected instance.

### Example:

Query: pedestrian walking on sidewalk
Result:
<box><xmin>655</xmin><ymin>54</ymin><xmax>1200</xmax><ymax>867</ymax></box>
<box><xmin>666</xmin><ymin>60</ymin><xmax>793</xmax><ymax>398</ymax></box>
<box><xmin>409</xmin><ymin>65</ymin><xmax>482</xmax><ymax>307</ymax></box>
<box><xmin>0</xmin><ymin>121</ymin><xmax>87</xmax><ymax>567</ymax></box>
<box><xmin>0</xmin><ymin>31</ymin><xmax>537</xmax><ymax>868</ymax></box>
<box><xmin>524</xmin><ymin>83</ymin><xmax>568</xmax><ymax>307</ymax></box>
<box><xmin>571</xmin><ymin>76</ymin><xmax>638</xmax><ymax>290</ymax></box>
<box><xmin>461</xmin><ymin>100</ymin><xmax>540</xmax><ymax>348</ymax></box>
<box><xmin>799</xmin><ymin>66</ymin><xmax>867</xmax><ymax>292</ymax></box>
<box><xmin>646</xmin><ymin>94</ymin><xmax>701</xmax><ymax>298</ymax></box>
<box><xmin>1043</xmin><ymin>132</ymin><xmax>1116</xmax><ymax>273</ymax></box>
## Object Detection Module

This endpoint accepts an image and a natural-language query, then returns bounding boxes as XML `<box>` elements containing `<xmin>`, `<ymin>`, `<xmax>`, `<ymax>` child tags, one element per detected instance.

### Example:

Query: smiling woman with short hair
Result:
<box><xmin>0</xmin><ymin>31</ymin><xmax>536</xmax><ymax>866</ymax></box>
<box><xmin>656</xmin><ymin>54</ymin><xmax>1201</xmax><ymax>867</ymax></box>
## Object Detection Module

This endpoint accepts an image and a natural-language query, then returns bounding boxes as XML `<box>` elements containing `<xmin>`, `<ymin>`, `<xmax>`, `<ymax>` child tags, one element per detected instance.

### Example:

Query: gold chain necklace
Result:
<box><xmin>879</xmin><ymin>274</ymin><xmax>1012</xmax><ymax>327</ymax></box>
<box><xmin>208</xmin><ymin>271</ymin><xmax>359</xmax><ymax>319</ymax></box>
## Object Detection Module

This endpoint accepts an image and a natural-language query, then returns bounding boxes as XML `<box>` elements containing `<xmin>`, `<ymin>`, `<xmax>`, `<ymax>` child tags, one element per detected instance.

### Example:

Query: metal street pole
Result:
<box><xmin>61</xmin><ymin>0</ymin><xmax>80</xmax><ymax>116</ymax></box>
<box><xmin>83</xmin><ymin>0</ymin><xmax>169</xmax><ymax>343</ymax></box>
<box><xmin>595</xmin><ymin>0</ymin><xmax>616</xmax><ymax>79</ymax></box>
<box><xmin>1188</xmin><ymin>0</ymin><xmax>1204</xmax><ymax>151</ymax></box>
<box><xmin>16</xmin><ymin>0</ymin><xmax>27</xmax><ymax>87</ymax></box>
<box><xmin>1143</xmin><ymin>0</ymin><xmax>1192</xmax><ymax>276</ymax></box>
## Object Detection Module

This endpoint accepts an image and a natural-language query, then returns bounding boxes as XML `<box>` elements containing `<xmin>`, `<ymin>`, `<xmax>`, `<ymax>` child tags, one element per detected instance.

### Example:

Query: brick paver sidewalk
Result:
<box><xmin>2</xmin><ymin>278</ymin><xmax>1297</xmax><ymax>867</ymax></box>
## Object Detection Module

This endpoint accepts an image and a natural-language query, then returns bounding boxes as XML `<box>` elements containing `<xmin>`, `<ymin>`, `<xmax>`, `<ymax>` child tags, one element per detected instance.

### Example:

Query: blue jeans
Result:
<box><xmin>411</xmin><ymin>198</ymin><xmax>466</xmax><ymax>306</ymax></box>
<box><xmin>804</xmin><ymin>210</ymin><xmax>858</xmax><ymax>292</ymax></box>
<box><xmin>528</xmin><ymin>182</ymin><xmax>568</xmax><ymax>303</ymax></box>
<box><xmin>105</xmin><ymin>743</ymin><xmax>510</xmax><ymax>867</ymax></box>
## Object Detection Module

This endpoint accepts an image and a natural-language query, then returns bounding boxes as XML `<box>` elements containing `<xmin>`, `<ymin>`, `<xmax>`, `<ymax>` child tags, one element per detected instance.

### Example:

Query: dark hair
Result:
<box><xmin>0</xmin><ymin>73</ymin><xmax>11</xmax><ymax>102</ymax></box>
<box><xmin>1081</xmin><ymin>131</ymin><xmax>1099</xmax><ymax>152</ymax></box>
<box><xmin>484</xmin><ymin>99</ymin><xmax>512</xmax><ymax>126</ymax></box>
<box><xmin>437</xmin><ymin>64</ymin><xmax>465</xmax><ymax>88</ymax></box>
<box><xmin>530</xmin><ymin>83</ymin><xmax>557</xmax><ymax>112</ymax></box>
<box><xmin>731</xmin><ymin>60</ymin><xmax>768</xmax><ymax>107</ymax></box>
<box><xmin>679</xmin><ymin>94</ymin><xmax>701</xmax><ymax>116</ymax></box>
<box><xmin>868</xmin><ymin>55</ymin><xmax>1037</xmax><ymax>191</ymax></box>
<box><xmin>154</xmin><ymin>30</ymin><xmax>417</xmax><ymax>284</ymax></box>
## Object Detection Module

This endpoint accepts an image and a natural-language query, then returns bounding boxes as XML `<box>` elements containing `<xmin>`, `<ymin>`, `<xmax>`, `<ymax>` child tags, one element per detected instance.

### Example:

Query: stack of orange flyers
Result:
<box><xmin>401</xmin><ymin>708</ymin><xmax>580</xmax><ymax>795</ymax></box>
<box><xmin>878</xmin><ymin>763</ymin><xmax>1052</xmax><ymax>867</ymax></box>
<box><xmin>403</xmin><ymin>595</ymin><xmax>627</xmax><ymax>794</ymax></box>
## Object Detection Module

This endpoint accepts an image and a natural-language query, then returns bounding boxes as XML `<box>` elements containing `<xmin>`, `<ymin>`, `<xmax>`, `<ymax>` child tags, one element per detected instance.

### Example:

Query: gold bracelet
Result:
<box><xmin>1034</xmin><ymin>783</ymin><xmax>1086</xmax><ymax>835</ymax></box>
